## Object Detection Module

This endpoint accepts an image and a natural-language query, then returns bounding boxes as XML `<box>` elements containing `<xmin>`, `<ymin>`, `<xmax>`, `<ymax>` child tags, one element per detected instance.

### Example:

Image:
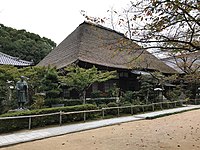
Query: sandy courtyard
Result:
<box><xmin>2</xmin><ymin>109</ymin><xmax>200</xmax><ymax>150</ymax></box>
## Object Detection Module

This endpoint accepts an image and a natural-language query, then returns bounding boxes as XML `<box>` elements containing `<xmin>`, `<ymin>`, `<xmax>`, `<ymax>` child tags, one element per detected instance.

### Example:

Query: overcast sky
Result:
<box><xmin>0</xmin><ymin>0</ymin><xmax>131</xmax><ymax>44</ymax></box>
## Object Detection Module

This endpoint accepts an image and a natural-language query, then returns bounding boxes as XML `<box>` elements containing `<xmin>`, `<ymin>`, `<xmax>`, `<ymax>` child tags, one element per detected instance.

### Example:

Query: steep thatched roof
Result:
<box><xmin>38</xmin><ymin>22</ymin><xmax>177</xmax><ymax>73</ymax></box>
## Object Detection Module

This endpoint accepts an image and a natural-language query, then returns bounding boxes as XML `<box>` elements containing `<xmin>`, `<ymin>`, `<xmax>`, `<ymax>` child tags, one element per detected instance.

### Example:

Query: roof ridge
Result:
<box><xmin>81</xmin><ymin>21</ymin><xmax>129</xmax><ymax>40</ymax></box>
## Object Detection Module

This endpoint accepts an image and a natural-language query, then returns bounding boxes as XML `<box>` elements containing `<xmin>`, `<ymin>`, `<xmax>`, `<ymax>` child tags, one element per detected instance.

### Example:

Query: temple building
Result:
<box><xmin>38</xmin><ymin>22</ymin><xmax>177</xmax><ymax>98</ymax></box>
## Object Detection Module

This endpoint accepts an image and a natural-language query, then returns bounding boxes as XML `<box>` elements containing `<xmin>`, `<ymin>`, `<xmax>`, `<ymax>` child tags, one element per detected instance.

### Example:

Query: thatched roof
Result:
<box><xmin>0</xmin><ymin>52</ymin><xmax>33</xmax><ymax>66</ymax></box>
<box><xmin>38</xmin><ymin>22</ymin><xmax>177</xmax><ymax>73</ymax></box>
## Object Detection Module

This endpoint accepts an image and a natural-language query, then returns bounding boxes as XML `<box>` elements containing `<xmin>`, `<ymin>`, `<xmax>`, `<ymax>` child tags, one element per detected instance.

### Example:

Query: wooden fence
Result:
<box><xmin>0</xmin><ymin>99</ymin><xmax>199</xmax><ymax>130</ymax></box>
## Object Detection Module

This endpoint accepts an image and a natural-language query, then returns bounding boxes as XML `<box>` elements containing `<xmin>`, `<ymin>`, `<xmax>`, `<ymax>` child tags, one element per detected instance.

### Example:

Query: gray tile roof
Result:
<box><xmin>0</xmin><ymin>52</ymin><xmax>33</xmax><ymax>66</ymax></box>
<box><xmin>38</xmin><ymin>22</ymin><xmax>177</xmax><ymax>74</ymax></box>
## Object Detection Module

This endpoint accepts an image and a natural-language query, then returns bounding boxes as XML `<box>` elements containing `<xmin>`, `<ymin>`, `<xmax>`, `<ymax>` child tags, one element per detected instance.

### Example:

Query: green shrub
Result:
<box><xmin>154</xmin><ymin>103</ymin><xmax>163</xmax><ymax>110</ymax></box>
<box><xmin>30</xmin><ymin>94</ymin><xmax>45</xmax><ymax>109</ymax></box>
<box><xmin>44</xmin><ymin>98</ymin><xmax>61</xmax><ymax>107</ymax></box>
<box><xmin>107</xmin><ymin>102</ymin><xmax>118</xmax><ymax>107</ymax></box>
<box><xmin>120</xmin><ymin>91</ymin><xmax>135</xmax><ymax>103</ymax></box>
<box><xmin>143</xmin><ymin>105</ymin><xmax>152</xmax><ymax>112</ymax></box>
<box><xmin>132</xmin><ymin>106</ymin><xmax>141</xmax><ymax>114</ymax></box>
<box><xmin>106</xmin><ymin>102</ymin><xmax>118</xmax><ymax>115</ymax></box>
<box><xmin>86</xmin><ymin>98</ymin><xmax>116</xmax><ymax>106</ymax></box>
<box><xmin>98</xmin><ymin>104</ymin><xmax>108</xmax><ymax>109</ymax></box>
<box><xmin>162</xmin><ymin>103</ymin><xmax>170</xmax><ymax>109</ymax></box>
<box><xmin>63</xmin><ymin>99</ymin><xmax>83</xmax><ymax>106</ymax></box>
<box><xmin>165</xmin><ymin>87</ymin><xmax>181</xmax><ymax>100</ymax></box>
<box><xmin>121</xmin><ymin>107</ymin><xmax>132</xmax><ymax>114</ymax></box>
<box><xmin>62</xmin><ymin>98</ymin><xmax>116</xmax><ymax>106</ymax></box>
<box><xmin>0</xmin><ymin>104</ymin><xmax>97</xmax><ymax>133</ymax></box>
<box><xmin>91</xmin><ymin>90</ymin><xmax>101</xmax><ymax>98</ymax></box>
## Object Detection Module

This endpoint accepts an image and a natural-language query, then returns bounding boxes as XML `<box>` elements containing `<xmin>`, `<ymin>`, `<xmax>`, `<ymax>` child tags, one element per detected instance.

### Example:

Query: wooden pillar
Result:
<box><xmin>83</xmin><ymin>112</ymin><xmax>86</xmax><ymax>122</ymax></box>
<box><xmin>28</xmin><ymin>117</ymin><xmax>32</xmax><ymax>130</ymax></box>
<box><xmin>59</xmin><ymin>111</ymin><xmax>62</xmax><ymax>126</ymax></box>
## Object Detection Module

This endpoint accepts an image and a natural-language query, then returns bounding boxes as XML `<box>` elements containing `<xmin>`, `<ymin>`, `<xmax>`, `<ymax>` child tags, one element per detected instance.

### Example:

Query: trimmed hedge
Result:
<box><xmin>62</xmin><ymin>98</ymin><xmax>117</xmax><ymax>106</ymax></box>
<box><xmin>0</xmin><ymin>104</ymin><xmax>97</xmax><ymax>117</ymax></box>
<box><xmin>0</xmin><ymin>104</ymin><xmax>97</xmax><ymax>133</ymax></box>
<box><xmin>0</xmin><ymin>101</ymin><xmax>186</xmax><ymax>133</ymax></box>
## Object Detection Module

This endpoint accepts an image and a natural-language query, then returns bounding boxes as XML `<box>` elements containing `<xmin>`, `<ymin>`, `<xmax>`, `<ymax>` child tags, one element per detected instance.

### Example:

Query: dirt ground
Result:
<box><xmin>2</xmin><ymin>109</ymin><xmax>200</xmax><ymax>150</ymax></box>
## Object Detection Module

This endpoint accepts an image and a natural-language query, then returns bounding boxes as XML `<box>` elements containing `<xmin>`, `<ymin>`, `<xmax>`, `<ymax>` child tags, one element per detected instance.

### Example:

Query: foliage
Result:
<box><xmin>107</xmin><ymin>102</ymin><xmax>118</xmax><ymax>107</ymax></box>
<box><xmin>0</xmin><ymin>96</ymin><xmax>187</xmax><ymax>133</ymax></box>
<box><xmin>151</xmin><ymin>71</ymin><xmax>199</xmax><ymax>100</ymax></box>
<box><xmin>82</xmin><ymin>0</ymin><xmax>199</xmax><ymax>96</ymax></box>
<box><xmin>179</xmin><ymin>72</ymin><xmax>200</xmax><ymax>98</ymax></box>
<box><xmin>0</xmin><ymin>65</ymin><xmax>116</xmax><ymax>112</ymax></box>
<box><xmin>41</xmin><ymin>67</ymin><xmax>61</xmax><ymax>99</ymax></box>
<box><xmin>107</xmin><ymin>102</ymin><xmax>118</xmax><ymax>115</ymax></box>
<box><xmin>0</xmin><ymin>24</ymin><xmax>56</xmax><ymax>64</ymax></box>
<box><xmin>0</xmin><ymin>104</ymin><xmax>97</xmax><ymax>133</ymax></box>
<box><xmin>0</xmin><ymin>66</ymin><xmax>61</xmax><ymax>113</ymax></box>
<box><xmin>18</xmin><ymin>66</ymin><xmax>50</xmax><ymax>104</ymax></box>
<box><xmin>82</xmin><ymin>0</ymin><xmax>199</xmax><ymax>79</ymax></box>
<box><xmin>120</xmin><ymin>91</ymin><xmax>140</xmax><ymax>105</ymax></box>
<box><xmin>165</xmin><ymin>52</ymin><xmax>200</xmax><ymax>74</ymax></box>
<box><xmin>136</xmin><ymin>74</ymin><xmax>158</xmax><ymax>103</ymax></box>
<box><xmin>17</xmin><ymin>66</ymin><xmax>63</xmax><ymax>108</ymax></box>
<box><xmin>184</xmin><ymin>72</ymin><xmax>200</xmax><ymax>84</ymax></box>
<box><xmin>91</xmin><ymin>90</ymin><xmax>102</xmax><ymax>98</ymax></box>
<box><xmin>18</xmin><ymin>66</ymin><xmax>49</xmax><ymax>91</ymax></box>
<box><xmin>44</xmin><ymin>98</ymin><xmax>62</xmax><ymax>107</ymax></box>
<box><xmin>132</xmin><ymin>72</ymin><xmax>179</xmax><ymax>103</ymax></box>
<box><xmin>62</xmin><ymin>100</ymin><xmax>83</xmax><ymax>106</ymax></box>
<box><xmin>128</xmin><ymin>0</ymin><xmax>199</xmax><ymax>75</ymax></box>
<box><xmin>60</xmin><ymin>66</ymin><xmax>116</xmax><ymax>103</ymax></box>
<box><xmin>165</xmin><ymin>86</ymin><xmax>182</xmax><ymax>100</ymax></box>
<box><xmin>107</xmin><ymin>83</ymin><xmax>120</xmax><ymax>97</ymax></box>
<box><xmin>86</xmin><ymin>0</ymin><xmax>200</xmax><ymax>53</ymax></box>
<box><xmin>1</xmin><ymin>104</ymin><xmax>97</xmax><ymax>117</ymax></box>
<box><xmin>0</xmin><ymin>65</ymin><xmax>19</xmax><ymax>113</ymax></box>
<box><xmin>30</xmin><ymin>94</ymin><xmax>45</xmax><ymax>109</ymax></box>
<box><xmin>98</xmin><ymin>103</ymin><xmax>108</xmax><ymax>109</ymax></box>
<box><xmin>89</xmin><ymin>98</ymin><xmax>117</xmax><ymax>106</ymax></box>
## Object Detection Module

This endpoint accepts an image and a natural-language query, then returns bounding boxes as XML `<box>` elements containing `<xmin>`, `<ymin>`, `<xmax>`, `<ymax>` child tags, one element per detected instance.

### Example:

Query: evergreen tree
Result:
<box><xmin>0</xmin><ymin>24</ymin><xmax>56</xmax><ymax>64</ymax></box>
<box><xmin>60</xmin><ymin>66</ymin><xmax>116</xmax><ymax>104</ymax></box>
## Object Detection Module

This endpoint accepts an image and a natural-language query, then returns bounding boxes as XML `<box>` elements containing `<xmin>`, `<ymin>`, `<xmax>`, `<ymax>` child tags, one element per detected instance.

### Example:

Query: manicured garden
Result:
<box><xmin>0</xmin><ymin>65</ymin><xmax>199</xmax><ymax>133</ymax></box>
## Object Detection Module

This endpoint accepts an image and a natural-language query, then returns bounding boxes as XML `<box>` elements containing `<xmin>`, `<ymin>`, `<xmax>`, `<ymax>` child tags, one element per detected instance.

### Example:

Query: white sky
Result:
<box><xmin>0</xmin><ymin>0</ymin><xmax>131</xmax><ymax>44</ymax></box>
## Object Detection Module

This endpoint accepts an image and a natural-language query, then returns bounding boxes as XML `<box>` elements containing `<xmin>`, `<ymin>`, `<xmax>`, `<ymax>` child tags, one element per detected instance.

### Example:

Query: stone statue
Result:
<box><xmin>16</xmin><ymin>76</ymin><xmax>28</xmax><ymax>109</ymax></box>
